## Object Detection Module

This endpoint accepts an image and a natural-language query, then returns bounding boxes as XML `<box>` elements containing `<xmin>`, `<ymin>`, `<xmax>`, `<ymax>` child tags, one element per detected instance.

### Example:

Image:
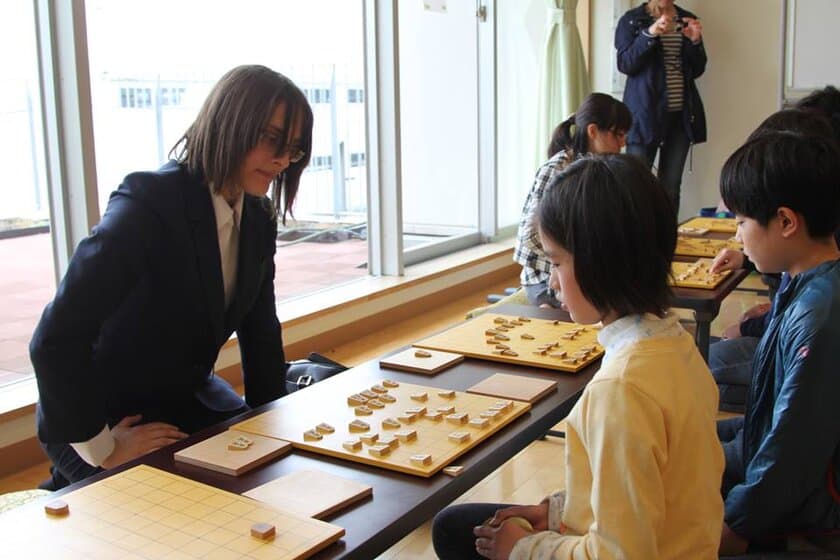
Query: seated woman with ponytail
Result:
<box><xmin>514</xmin><ymin>93</ymin><xmax>632</xmax><ymax>307</ymax></box>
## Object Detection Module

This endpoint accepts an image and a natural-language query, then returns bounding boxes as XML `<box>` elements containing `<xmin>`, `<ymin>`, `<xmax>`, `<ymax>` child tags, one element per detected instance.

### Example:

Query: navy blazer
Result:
<box><xmin>31</xmin><ymin>161</ymin><xmax>287</xmax><ymax>443</ymax></box>
<box><xmin>615</xmin><ymin>3</ymin><xmax>707</xmax><ymax>146</ymax></box>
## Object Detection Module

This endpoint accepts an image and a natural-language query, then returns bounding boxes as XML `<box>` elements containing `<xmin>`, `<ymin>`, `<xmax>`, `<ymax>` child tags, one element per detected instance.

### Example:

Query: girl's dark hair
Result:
<box><xmin>721</xmin><ymin>132</ymin><xmax>840</xmax><ymax>238</ymax></box>
<box><xmin>547</xmin><ymin>93</ymin><xmax>632</xmax><ymax>159</ymax></box>
<box><xmin>795</xmin><ymin>85</ymin><xmax>840</xmax><ymax>144</ymax></box>
<box><xmin>538</xmin><ymin>154</ymin><xmax>676</xmax><ymax>318</ymax></box>
<box><xmin>746</xmin><ymin>109</ymin><xmax>834</xmax><ymax>144</ymax></box>
<box><xmin>170</xmin><ymin>65</ymin><xmax>314</xmax><ymax>223</ymax></box>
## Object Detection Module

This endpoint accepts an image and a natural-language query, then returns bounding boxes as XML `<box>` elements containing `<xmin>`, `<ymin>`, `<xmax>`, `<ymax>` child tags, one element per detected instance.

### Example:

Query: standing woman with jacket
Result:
<box><xmin>615</xmin><ymin>0</ymin><xmax>706</xmax><ymax>216</ymax></box>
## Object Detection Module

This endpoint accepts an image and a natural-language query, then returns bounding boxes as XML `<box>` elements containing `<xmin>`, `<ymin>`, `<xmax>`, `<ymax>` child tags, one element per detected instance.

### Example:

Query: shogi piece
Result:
<box><xmin>443</xmin><ymin>466</ymin><xmax>464</xmax><ymax>477</ymax></box>
<box><xmin>446</xmin><ymin>412</ymin><xmax>469</xmax><ymax>425</ymax></box>
<box><xmin>378</xmin><ymin>436</ymin><xmax>399</xmax><ymax>450</ymax></box>
<box><xmin>379</xmin><ymin>393</ymin><xmax>397</xmax><ymax>403</ymax></box>
<box><xmin>368</xmin><ymin>445</ymin><xmax>391</xmax><ymax>458</ymax></box>
<box><xmin>251</xmin><ymin>522</ymin><xmax>276</xmax><ymax>541</ymax></box>
<box><xmin>448</xmin><ymin>431</ymin><xmax>471</xmax><ymax>444</ymax></box>
<box><xmin>343</xmin><ymin>439</ymin><xmax>362</xmax><ymax>452</ymax></box>
<box><xmin>397</xmin><ymin>412</ymin><xmax>417</xmax><ymax>424</ymax></box>
<box><xmin>382</xmin><ymin>379</ymin><xmax>400</xmax><ymax>388</ymax></box>
<box><xmin>370</xmin><ymin>384</ymin><xmax>388</xmax><ymax>393</ymax></box>
<box><xmin>360</xmin><ymin>390</ymin><xmax>379</xmax><ymax>399</ymax></box>
<box><xmin>381</xmin><ymin>417</ymin><xmax>401</xmax><ymax>429</ymax></box>
<box><xmin>44</xmin><ymin>499</ymin><xmax>69</xmax><ymax>517</ymax></box>
<box><xmin>359</xmin><ymin>433</ymin><xmax>379</xmax><ymax>445</ymax></box>
<box><xmin>366</xmin><ymin>399</ymin><xmax>385</xmax><ymax>409</ymax></box>
<box><xmin>437</xmin><ymin>390</ymin><xmax>455</xmax><ymax>399</ymax></box>
<box><xmin>410</xmin><ymin>454</ymin><xmax>433</xmax><ymax>466</ymax></box>
<box><xmin>424</xmin><ymin>410</ymin><xmax>443</xmax><ymax>422</ymax></box>
<box><xmin>437</xmin><ymin>405</ymin><xmax>455</xmax><ymax>415</ymax></box>
<box><xmin>355</xmin><ymin>406</ymin><xmax>373</xmax><ymax>416</ymax></box>
<box><xmin>304</xmin><ymin>429</ymin><xmax>323</xmax><ymax>441</ymax></box>
<box><xmin>405</xmin><ymin>406</ymin><xmax>427</xmax><ymax>416</ymax></box>
<box><xmin>316</xmin><ymin>422</ymin><xmax>335</xmax><ymax>434</ymax></box>
<box><xmin>469</xmin><ymin>418</ymin><xmax>489</xmax><ymax>429</ymax></box>
<box><xmin>349</xmin><ymin>419</ymin><xmax>370</xmax><ymax>432</ymax></box>
<box><xmin>395</xmin><ymin>429</ymin><xmax>417</xmax><ymax>442</ymax></box>
<box><xmin>410</xmin><ymin>392</ymin><xmax>429</xmax><ymax>402</ymax></box>
<box><xmin>347</xmin><ymin>394</ymin><xmax>367</xmax><ymax>406</ymax></box>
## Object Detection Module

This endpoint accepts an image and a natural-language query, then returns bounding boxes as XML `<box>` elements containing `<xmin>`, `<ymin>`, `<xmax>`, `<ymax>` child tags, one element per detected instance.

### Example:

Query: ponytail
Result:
<box><xmin>548</xmin><ymin>114</ymin><xmax>577</xmax><ymax>159</ymax></box>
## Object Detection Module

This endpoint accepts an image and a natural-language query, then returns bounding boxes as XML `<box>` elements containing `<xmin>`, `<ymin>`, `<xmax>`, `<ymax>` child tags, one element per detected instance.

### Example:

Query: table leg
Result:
<box><xmin>694</xmin><ymin>311</ymin><xmax>712</xmax><ymax>363</ymax></box>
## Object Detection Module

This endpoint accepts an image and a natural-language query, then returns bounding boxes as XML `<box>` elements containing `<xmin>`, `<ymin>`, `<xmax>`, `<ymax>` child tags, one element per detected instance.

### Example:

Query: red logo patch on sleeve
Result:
<box><xmin>798</xmin><ymin>345</ymin><xmax>810</xmax><ymax>359</ymax></box>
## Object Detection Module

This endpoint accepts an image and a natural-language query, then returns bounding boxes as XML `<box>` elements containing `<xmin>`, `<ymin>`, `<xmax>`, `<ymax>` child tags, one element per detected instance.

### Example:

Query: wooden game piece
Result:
<box><xmin>378</xmin><ymin>436</ymin><xmax>399</xmax><ymax>450</ymax></box>
<box><xmin>496</xmin><ymin>326</ymin><xmax>510</xmax><ymax>332</ymax></box>
<box><xmin>501</xmin><ymin>349</ymin><xmax>518</xmax><ymax>357</ymax></box>
<box><xmin>485</xmin><ymin>338</ymin><xmax>498</xmax><ymax>344</ymax></box>
<box><xmin>448</xmin><ymin>431</ymin><xmax>471</xmax><ymax>443</ymax></box>
<box><xmin>550</xmin><ymin>351</ymin><xmax>567</xmax><ymax>358</ymax></box>
<box><xmin>493</xmin><ymin>333</ymin><xmax>510</xmax><ymax>341</ymax></box>
<box><xmin>510</xmin><ymin>320</ymin><xmax>524</xmax><ymax>326</ymax></box>
<box><xmin>359</xmin><ymin>433</ymin><xmax>379</xmax><ymax>445</ymax></box>
<box><xmin>397</xmin><ymin>412</ymin><xmax>417</xmax><ymax>424</ymax></box>
<box><xmin>381</xmin><ymin>417</ymin><xmax>401</xmax><ymax>429</ymax></box>
<box><xmin>395</xmin><ymin>429</ymin><xmax>417</xmax><ymax>442</ymax></box>
<box><xmin>443</xmin><ymin>465</ymin><xmax>465</xmax><ymax>477</ymax></box>
<box><xmin>343</xmin><ymin>439</ymin><xmax>363</xmax><ymax>452</ymax></box>
<box><xmin>355</xmin><ymin>405</ymin><xmax>373</xmax><ymax>416</ymax></box>
<box><xmin>520</xmin><ymin>333</ymin><xmax>535</xmax><ymax>339</ymax></box>
<box><xmin>228</xmin><ymin>438</ymin><xmax>251</xmax><ymax>451</ymax></box>
<box><xmin>410</xmin><ymin>392</ymin><xmax>429</xmax><ymax>402</ymax></box>
<box><xmin>360</xmin><ymin>389</ymin><xmax>378</xmax><ymax>399</ymax></box>
<box><xmin>494</xmin><ymin>343</ymin><xmax>510</xmax><ymax>350</ymax></box>
<box><xmin>349</xmin><ymin>419</ymin><xmax>370</xmax><ymax>432</ymax></box>
<box><xmin>366</xmin><ymin>398</ymin><xmax>385</xmax><ymax>409</ymax></box>
<box><xmin>437</xmin><ymin>405</ymin><xmax>455</xmax><ymax>415</ymax></box>
<box><xmin>406</xmin><ymin>406</ymin><xmax>427</xmax><ymax>416</ymax></box>
<box><xmin>437</xmin><ymin>390</ymin><xmax>455</xmax><ymax>399</ymax></box>
<box><xmin>368</xmin><ymin>444</ymin><xmax>391</xmax><ymax>457</ymax></box>
<box><xmin>493</xmin><ymin>317</ymin><xmax>506</xmax><ymax>324</ymax></box>
<box><xmin>348</xmin><ymin>394</ymin><xmax>368</xmax><ymax>406</ymax></box>
<box><xmin>410</xmin><ymin>454</ymin><xmax>433</xmax><ymax>466</ymax></box>
<box><xmin>480</xmin><ymin>409</ymin><xmax>500</xmax><ymax>420</ymax></box>
<box><xmin>562</xmin><ymin>358</ymin><xmax>578</xmax><ymax>365</ymax></box>
<box><xmin>316</xmin><ymin>422</ymin><xmax>335</xmax><ymax>434</ymax></box>
<box><xmin>44</xmin><ymin>499</ymin><xmax>69</xmax><ymax>517</ymax></box>
<box><xmin>304</xmin><ymin>429</ymin><xmax>323</xmax><ymax>441</ymax></box>
<box><xmin>414</xmin><ymin>349</ymin><xmax>432</xmax><ymax>358</ymax></box>
<box><xmin>484</xmin><ymin>329</ymin><xmax>498</xmax><ymax>335</ymax></box>
<box><xmin>424</xmin><ymin>410</ymin><xmax>443</xmax><ymax>421</ymax></box>
<box><xmin>517</xmin><ymin>317</ymin><xmax>531</xmax><ymax>322</ymax></box>
<box><xmin>379</xmin><ymin>393</ymin><xmax>397</xmax><ymax>403</ymax></box>
<box><xmin>446</xmin><ymin>412</ymin><xmax>469</xmax><ymax>425</ymax></box>
<box><xmin>251</xmin><ymin>522</ymin><xmax>276</xmax><ymax>540</ymax></box>
<box><xmin>382</xmin><ymin>379</ymin><xmax>400</xmax><ymax>387</ymax></box>
<box><xmin>533</xmin><ymin>350</ymin><xmax>547</xmax><ymax>356</ymax></box>
<box><xmin>370</xmin><ymin>384</ymin><xmax>388</xmax><ymax>393</ymax></box>
<box><xmin>469</xmin><ymin>418</ymin><xmax>490</xmax><ymax>429</ymax></box>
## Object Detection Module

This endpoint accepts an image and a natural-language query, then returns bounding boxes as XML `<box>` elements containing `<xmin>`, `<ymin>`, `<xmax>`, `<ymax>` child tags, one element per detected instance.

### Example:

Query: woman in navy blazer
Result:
<box><xmin>30</xmin><ymin>65</ymin><xmax>314</xmax><ymax>489</ymax></box>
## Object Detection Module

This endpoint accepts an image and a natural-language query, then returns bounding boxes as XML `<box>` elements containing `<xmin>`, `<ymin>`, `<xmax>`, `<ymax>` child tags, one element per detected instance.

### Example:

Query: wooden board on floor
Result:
<box><xmin>671</xmin><ymin>258</ymin><xmax>733</xmax><ymax>290</ymax></box>
<box><xmin>680</xmin><ymin>216</ymin><xmax>738</xmax><ymax>233</ymax></box>
<box><xmin>244</xmin><ymin>469</ymin><xmax>372</xmax><ymax>519</ymax></box>
<box><xmin>412</xmin><ymin>313</ymin><xmax>603</xmax><ymax>373</ymax></box>
<box><xmin>174</xmin><ymin>429</ymin><xmax>292</xmax><ymax>476</ymax></box>
<box><xmin>0</xmin><ymin>465</ymin><xmax>344</xmax><ymax>560</ymax></box>
<box><xmin>379</xmin><ymin>347</ymin><xmax>464</xmax><ymax>375</ymax></box>
<box><xmin>466</xmin><ymin>373</ymin><xmax>558</xmax><ymax>404</ymax></box>
<box><xmin>675</xmin><ymin>235</ymin><xmax>742</xmax><ymax>258</ymax></box>
<box><xmin>232</xmin><ymin>375</ymin><xmax>530</xmax><ymax>478</ymax></box>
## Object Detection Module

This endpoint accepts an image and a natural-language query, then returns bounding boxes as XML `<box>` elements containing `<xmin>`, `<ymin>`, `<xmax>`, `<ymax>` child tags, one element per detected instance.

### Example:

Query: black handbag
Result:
<box><xmin>285</xmin><ymin>352</ymin><xmax>348</xmax><ymax>393</ymax></box>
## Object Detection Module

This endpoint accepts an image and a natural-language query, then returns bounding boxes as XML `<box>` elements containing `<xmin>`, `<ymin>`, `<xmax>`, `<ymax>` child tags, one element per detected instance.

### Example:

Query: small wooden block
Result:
<box><xmin>437</xmin><ymin>405</ymin><xmax>455</xmax><ymax>415</ymax></box>
<box><xmin>397</xmin><ymin>412</ymin><xmax>417</xmax><ymax>424</ymax></box>
<box><xmin>316</xmin><ymin>422</ymin><xmax>335</xmax><ymax>434</ymax></box>
<box><xmin>469</xmin><ymin>418</ymin><xmax>490</xmax><ymax>429</ymax></box>
<box><xmin>378</xmin><ymin>436</ymin><xmax>399</xmax><ymax>450</ymax></box>
<box><xmin>493</xmin><ymin>334</ymin><xmax>510</xmax><ymax>341</ymax></box>
<box><xmin>370</xmin><ymin>384</ymin><xmax>388</xmax><ymax>393</ymax></box>
<box><xmin>343</xmin><ymin>439</ymin><xmax>363</xmax><ymax>452</ymax></box>
<box><xmin>550</xmin><ymin>351</ymin><xmax>567</xmax><ymax>359</ymax></box>
<box><xmin>44</xmin><ymin>499</ymin><xmax>69</xmax><ymax>517</ymax></box>
<box><xmin>414</xmin><ymin>349</ymin><xmax>432</xmax><ymax>358</ymax></box>
<box><xmin>366</xmin><ymin>399</ymin><xmax>385</xmax><ymax>409</ymax></box>
<box><xmin>251</xmin><ymin>522</ymin><xmax>276</xmax><ymax>540</ymax></box>
<box><xmin>520</xmin><ymin>333</ymin><xmax>535</xmax><ymax>340</ymax></box>
<box><xmin>410</xmin><ymin>454</ymin><xmax>433</xmax><ymax>466</ymax></box>
<box><xmin>443</xmin><ymin>465</ymin><xmax>465</xmax><ymax>477</ymax></box>
<box><xmin>359</xmin><ymin>433</ymin><xmax>379</xmax><ymax>445</ymax></box>
<box><xmin>448</xmin><ymin>431</ymin><xmax>471</xmax><ymax>444</ymax></box>
<box><xmin>561</xmin><ymin>358</ymin><xmax>578</xmax><ymax>365</ymax></box>
<box><xmin>368</xmin><ymin>445</ymin><xmax>391</xmax><ymax>457</ymax></box>
<box><xmin>494</xmin><ymin>400</ymin><xmax>513</xmax><ymax>411</ymax></box>
<box><xmin>355</xmin><ymin>406</ymin><xmax>373</xmax><ymax>416</ymax></box>
<box><xmin>446</xmin><ymin>412</ymin><xmax>469</xmax><ymax>425</ymax></box>
<box><xmin>347</xmin><ymin>394</ymin><xmax>368</xmax><ymax>406</ymax></box>
<box><xmin>493</xmin><ymin>317</ymin><xmax>506</xmax><ymax>324</ymax></box>
<box><xmin>437</xmin><ymin>390</ymin><xmax>455</xmax><ymax>399</ymax></box>
<box><xmin>494</xmin><ymin>343</ymin><xmax>510</xmax><ymax>350</ymax></box>
<box><xmin>480</xmin><ymin>410</ymin><xmax>500</xmax><ymax>420</ymax></box>
<box><xmin>484</xmin><ymin>329</ymin><xmax>498</xmax><ymax>336</ymax></box>
<box><xmin>382</xmin><ymin>379</ymin><xmax>400</xmax><ymax>388</ymax></box>
<box><xmin>379</xmin><ymin>393</ymin><xmax>397</xmax><ymax>403</ymax></box>
<box><xmin>424</xmin><ymin>410</ymin><xmax>443</xmax><ymax>422</ymax></box>
<box><xmin>496</xmin><ymin>326</ymin><xmax>510</xmax><ymax>332</ymax></box>
<box><xmin>405</xmin><ymin>406</ymin><xmax>427</xmax><ymax>416</ymax></box>
<box><xmin>501</xmin><ymin>349</ymin><xmax>519</xmax><ymax>357</ymax></box>
<box><xmin>395</xmin><ymin>429</ymin><xmax>418</xmax><ymax>442</ymax></box>
<box><xmin>489</xmin><ymin>404</ymin><xmax>509</xmax><ymax>415</ymax></box>
<box><xmin>381</xmin><ymin>417</ymin><xmax>401</xmax><ymax>429</ymax></box>
<box><xmin>517</xmin><ymin>317</ymin><xmax>531</xmax><ymax>322</ymax></box>
<box><xmin>228</xmin><ymin>439</ymin><xmax>251</xmax><ymax>451</ymax></box>
<box><xmin>485</xmin><ymin>338</ymin><xmax>498</xmax><ymax>344</ymax></box>
<box><xmin>304</xmin><ymin>429</ymin><xmax>323</xmax><ymax>441</ymax></box>
<box><xmin>349</xmin><ymin>419</ymin><xmax>370</xmax><ymax>432</ymax></box>
<box><xmin>360</xmin><ymin>390</ymin><xmax>379</xmax><ymax>399</ymax></box>
<box><xmin>410</xmin><ymin>392</ymin><xmax>428</xmax><ymax>402</ymax></box>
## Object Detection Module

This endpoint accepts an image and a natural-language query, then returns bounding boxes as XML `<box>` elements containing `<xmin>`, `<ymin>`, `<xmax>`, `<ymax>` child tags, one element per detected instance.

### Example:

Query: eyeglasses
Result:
<box><xmin>260</xmin><ymin>131</ymin><xmax>306</xmax><ymax>163</ymax></box>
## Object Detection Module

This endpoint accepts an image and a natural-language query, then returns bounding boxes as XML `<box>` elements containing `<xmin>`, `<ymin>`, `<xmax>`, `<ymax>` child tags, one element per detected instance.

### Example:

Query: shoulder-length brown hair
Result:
<box><xmin>170</xmin><ymin>65</ymin><xmax>314</xmax><ymax>222</ymax></box>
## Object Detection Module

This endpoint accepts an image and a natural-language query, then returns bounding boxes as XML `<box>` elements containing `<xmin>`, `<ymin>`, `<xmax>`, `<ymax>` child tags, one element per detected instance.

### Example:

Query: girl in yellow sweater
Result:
<box><xmin>432</xmin><ymin>154</ymin><xmax>724</xmax><ymax>559</ymax></box>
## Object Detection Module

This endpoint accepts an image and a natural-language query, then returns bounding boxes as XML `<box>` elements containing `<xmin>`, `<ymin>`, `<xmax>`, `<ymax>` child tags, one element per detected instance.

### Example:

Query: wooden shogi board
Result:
<box><xmin>680</xmin><ymin>216</ymin><xmax>738</xmax><ymax>233</ymax></box>
<box><xmin>412</xmin><ymin>313</ymin><xmax>604</xmax><ymax>373</ymax></box>
<box><xmin>379</xmin><ymin>347</ymin><xmax>464</xmax><ymax>375</ymax></box>
<box><xmin>0</xmin><ymin>465</ymin><xmax>344</xmax><ymax>560</ymax></box>
<box><xmin>174</xmin><ymin>429</ymin><xmax>292</xmax><ymax>476</ymax></box>
<box><xmin>244</xmin><ymin>470</ymin><xmax>372</xmax><ymax>520</ymax></box>
<box><xmin>232</xmin><ymin>375</ymin><xmax>530</xmax><ymax>478</ymax></box>
<box><xmin>466</xmin><ymin>373</ymin><xmax>558</xmax><ymax>404</ymax></box>
<box><xmin>671</xmin><ymin>258</ymin><xmax>733</xmax><ymax>290</ymax></box>
<box><xmin>675</xmin><ymin>235</ymin><xmax>742</xmax><ymax>258</ymax></box>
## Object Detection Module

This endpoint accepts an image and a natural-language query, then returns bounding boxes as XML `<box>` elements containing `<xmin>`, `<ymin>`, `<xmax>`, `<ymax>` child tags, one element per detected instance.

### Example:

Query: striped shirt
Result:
<box><xmin>660</xmin><ymin>31</ymin><xmax>684</xmax><ymax>112</ymax></box>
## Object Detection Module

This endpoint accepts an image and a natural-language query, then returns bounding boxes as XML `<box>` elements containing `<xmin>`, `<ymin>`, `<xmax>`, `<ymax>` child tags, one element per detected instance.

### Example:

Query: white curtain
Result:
<box><xmin>535</xmin><ymin>0</ymin><xmax>590</xmax><ymax>165</ymax></box>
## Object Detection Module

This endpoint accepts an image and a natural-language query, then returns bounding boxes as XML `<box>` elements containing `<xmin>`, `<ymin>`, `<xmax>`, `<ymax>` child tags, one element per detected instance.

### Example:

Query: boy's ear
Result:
<box><xmin>777</xmin><ymin>207</ymin><xmax>799</xmax><ymax>238</ymax></box>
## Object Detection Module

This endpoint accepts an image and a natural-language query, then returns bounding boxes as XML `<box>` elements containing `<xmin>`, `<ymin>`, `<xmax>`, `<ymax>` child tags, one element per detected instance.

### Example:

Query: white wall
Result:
<box><xmin>590</xmin><ymin>0</ymin><xmax>785</xmax><ymax>220</ymax></box>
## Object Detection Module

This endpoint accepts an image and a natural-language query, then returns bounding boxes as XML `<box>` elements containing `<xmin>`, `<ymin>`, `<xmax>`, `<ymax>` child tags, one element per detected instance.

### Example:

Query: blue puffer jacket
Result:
<box><xmin>614</xmin><ymin>3</ymin><xmax>707</xmax><ymax>146</ymax></box>
<box><xmin>725</xmin><ymin>260</ymin><xmax>840</xmax><ymax>539</ymax></box>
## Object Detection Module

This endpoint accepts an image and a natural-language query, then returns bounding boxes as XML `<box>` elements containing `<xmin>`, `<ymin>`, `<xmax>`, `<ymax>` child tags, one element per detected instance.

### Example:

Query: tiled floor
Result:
<box><xmin>0</xmin><ymin>232</ymin><xmax>369</xmax><ymax>388</ymax></box>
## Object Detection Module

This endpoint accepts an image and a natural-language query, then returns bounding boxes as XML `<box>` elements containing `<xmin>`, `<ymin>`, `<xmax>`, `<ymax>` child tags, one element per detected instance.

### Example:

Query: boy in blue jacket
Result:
<box><xmin>717</xmin><ymin>131</ymin><xmax>840</xmax><ymax>555</ymax></box>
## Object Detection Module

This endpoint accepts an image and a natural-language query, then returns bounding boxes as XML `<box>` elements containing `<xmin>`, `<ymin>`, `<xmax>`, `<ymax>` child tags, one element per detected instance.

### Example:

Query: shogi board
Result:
<box><xmin>379</xmin><ymin>347</ymin><xmax>464</xmax><ymax>374</ymax></box>
<box><xmin>466</xmin><ymin>373</ymin><xmax>558</xmax><ymax>404</ymax></box>
<box><xmin>0</xmin><ymin>465</ymin><xmax>344</xmax><ymax>560</ymax></box>
<box><xmin>680</xmin><ymin>216</ymin><xmax>738</xmax><ymax>233</ymax></box>
<box><xmin>671</xmin><ymin>258</ymin><xmax>733</xmax><ymax>290</ymax></box>
<box><xmin>244</xmin><ymin>470</ymin><xmax>372</xmax><ymax>519</ymax></box>
<box><xmin>675</xmin><ymin>235</ymin><xmax>742</xmax><ymax>258</ymax></box>
<box><xmin>174</xmin><ymin>429</ymin><xmax>292</xmax><ymax>476</ymax></box>
<box><xmin>412</xmin><ymin>313</ymin><xmax>604</xmax><ymax>373</ymax></box>
<box><xmin>232</xmin><ymin>376</ymin><xmax>530</xmax><ymax>477</ymax></box>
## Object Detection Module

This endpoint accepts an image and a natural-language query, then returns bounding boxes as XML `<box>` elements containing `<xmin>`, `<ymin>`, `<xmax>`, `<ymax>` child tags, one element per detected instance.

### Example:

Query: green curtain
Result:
<box><xmin>535</xmin><ymin>0</ymin><xmax>590</xmax><ymax>166</ymax></box>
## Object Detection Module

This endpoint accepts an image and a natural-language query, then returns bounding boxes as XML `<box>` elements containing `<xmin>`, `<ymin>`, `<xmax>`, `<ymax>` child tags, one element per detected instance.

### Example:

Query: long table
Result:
<box><xmin>43</xmin><ymin>303</ymin><xmax>597</xmax><ymax>560</ymax></box>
